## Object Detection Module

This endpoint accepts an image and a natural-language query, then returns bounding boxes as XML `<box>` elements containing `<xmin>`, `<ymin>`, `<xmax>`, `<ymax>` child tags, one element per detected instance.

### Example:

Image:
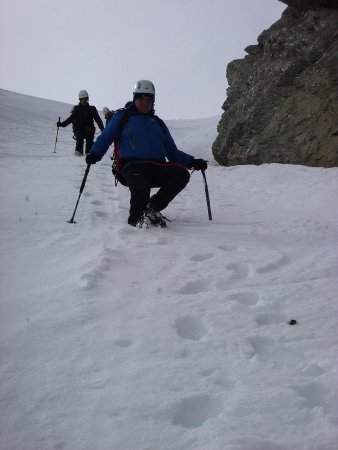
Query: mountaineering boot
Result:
<box><xmin>128</xmin><ymin>216</ymin><xmax>145</xmax><ymax>228</ymax></box>
<box><xmin>145</xmin><ymin>204</ymin><xmax>168</xmax><ymax>228</ymax></box>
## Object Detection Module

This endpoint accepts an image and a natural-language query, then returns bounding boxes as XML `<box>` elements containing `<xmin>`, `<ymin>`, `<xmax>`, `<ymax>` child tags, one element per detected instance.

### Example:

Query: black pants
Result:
<box><xmin>75</xmin><ymin>129</ymin><xmax>95</xmax><ymax>154</ymax></box>
<box><xmin>124</xmin><ymin>162</ymin><xmax>190</xmax><ymax>224</ymax></box>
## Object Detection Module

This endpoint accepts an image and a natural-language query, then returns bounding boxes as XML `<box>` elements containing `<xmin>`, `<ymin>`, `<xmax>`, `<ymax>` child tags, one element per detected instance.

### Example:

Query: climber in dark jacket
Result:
<box><xmin>57</xmin><ymin>90</ymin><xmax>104</xmax><ymax>155</ymax></box>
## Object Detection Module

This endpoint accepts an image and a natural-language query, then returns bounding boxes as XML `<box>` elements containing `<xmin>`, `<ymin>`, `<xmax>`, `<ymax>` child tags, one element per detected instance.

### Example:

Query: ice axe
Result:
<box><xmin>53</xmin><ymin>117</ymin><xmax>60</xmax><ymax>153</ymax></box>
<box><xmin>67</xmin><ymin>164</ymin><xmax>91</xmax><ymax>223</ymax></box>
<box><xmin>201</xmin><ymin>169</ymin><xmax>212</xmax><ymax>220</ymax></box>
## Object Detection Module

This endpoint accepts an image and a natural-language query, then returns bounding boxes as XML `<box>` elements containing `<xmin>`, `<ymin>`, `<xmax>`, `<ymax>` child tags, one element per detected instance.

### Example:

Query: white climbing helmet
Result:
<box><xmin>133</xmin><ymin>80</ymin><xmax>155</xmax><ymax>101</ymax></box>
<box><xmin>78</xmin><ymin>89</ymin><xmax>89</xmax><ymax>99</ymax></box>
<box><xmin>102</xmin><ymin>107</ymin><xmax>110</xmax><ymax>114</ymax></box>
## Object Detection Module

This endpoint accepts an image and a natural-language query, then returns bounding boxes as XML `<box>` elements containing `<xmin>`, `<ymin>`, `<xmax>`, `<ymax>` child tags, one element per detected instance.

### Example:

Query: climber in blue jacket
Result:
<box><xmin>86</xmin><ymin>80</ymin><xmax>207</xmax><ymax>227</ymax></box>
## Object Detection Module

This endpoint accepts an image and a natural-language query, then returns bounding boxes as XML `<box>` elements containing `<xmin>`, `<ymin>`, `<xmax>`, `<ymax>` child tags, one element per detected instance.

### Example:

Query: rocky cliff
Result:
<box><xmin>212</xmin><ymin>0</ymin><xmax>338</xmax><ymax>167</ymax></box>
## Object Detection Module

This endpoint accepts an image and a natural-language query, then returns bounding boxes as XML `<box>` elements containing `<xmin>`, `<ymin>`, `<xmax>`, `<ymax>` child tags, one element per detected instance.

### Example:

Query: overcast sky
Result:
<box><xmin>0</xmin><ymin>0</ymin><xmax>286</xmax><ymax>119</ymax></box>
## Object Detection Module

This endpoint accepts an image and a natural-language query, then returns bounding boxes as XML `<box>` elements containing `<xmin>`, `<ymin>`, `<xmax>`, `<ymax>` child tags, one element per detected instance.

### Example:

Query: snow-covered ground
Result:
<box><xmin>1</xmin><ymin>88</ymin><xmax>338</xmax><ymax>450</ymax></box>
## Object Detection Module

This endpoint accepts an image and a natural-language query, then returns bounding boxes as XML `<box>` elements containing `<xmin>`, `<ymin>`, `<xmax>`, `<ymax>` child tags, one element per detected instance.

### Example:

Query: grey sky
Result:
<box><xmin>0</xmin><ymin>0</ymin><xmax>286</xmax><ymax>119</ymax></box>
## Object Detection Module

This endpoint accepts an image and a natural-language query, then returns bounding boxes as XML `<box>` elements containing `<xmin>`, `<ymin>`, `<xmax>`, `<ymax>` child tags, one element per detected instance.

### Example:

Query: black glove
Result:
<box><xmin>56</xmin><ymin>121</ymin><xmax>63</xmax><ymax>127</ymax></box>
<box><xmin>191</xmin><ymin>158</ymin><xmax>208</xmax><ymax>171</ymax></box>
<box><xmin>86</xmin><ymin>153</ymin><xmax>101</xmax><ymax>165</ymax></box>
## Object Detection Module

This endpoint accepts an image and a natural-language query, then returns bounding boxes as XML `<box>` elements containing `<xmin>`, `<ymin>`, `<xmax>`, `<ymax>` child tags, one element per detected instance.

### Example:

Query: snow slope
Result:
<box><xmin>1</xmin><ymin>88</ymin><xmax>338</xmax><ymax>450</ymax></box>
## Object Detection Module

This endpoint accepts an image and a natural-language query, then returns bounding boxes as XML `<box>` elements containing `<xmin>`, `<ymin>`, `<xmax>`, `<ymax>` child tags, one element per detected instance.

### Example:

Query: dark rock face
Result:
<box><xmin>212</xmin><ymin>3</ymin><xmax>338</xmax><ymax>168</ymax></box>
<box><xmin>279</xmin><ymin>0</ymin><xmax>338</xmax><ymax>10</ymax></box>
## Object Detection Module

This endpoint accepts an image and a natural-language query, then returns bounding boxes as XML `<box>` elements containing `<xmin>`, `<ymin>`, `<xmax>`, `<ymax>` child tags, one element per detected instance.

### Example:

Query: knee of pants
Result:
<box><xmin>128</xmin><ymin>173</ymin><xmax>150</xmax><ymax>191</ymax></box>
<box><xmin>176</xmin><ymin>169</ymin><xmax>190</xmax><ymax>187</ymax></box>
<box><xmin>86</xmin><ymin>133</ymin><xmax>95</xmax><ymax>141</ymax></box>
<box><xmin>76</xmin><ymin>139</ymin><xmax>84</xmax><ymax>150</ymax></box>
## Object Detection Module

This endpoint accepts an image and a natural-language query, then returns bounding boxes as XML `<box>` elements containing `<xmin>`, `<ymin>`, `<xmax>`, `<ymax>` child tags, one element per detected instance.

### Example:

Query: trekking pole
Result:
<box><xmin>201</xmin><ymin>169</ymin><xmax>212</xmax><ymax>220</ymax></box>
<box><xmin>67</xmin><ymin>164</ymin><xmax>91</xmax><ymax>223</ymax></box>
<box><xmin>53</xmin><ymin>117</ymin><xmax>60</xmax><ymax>153</ymax></box>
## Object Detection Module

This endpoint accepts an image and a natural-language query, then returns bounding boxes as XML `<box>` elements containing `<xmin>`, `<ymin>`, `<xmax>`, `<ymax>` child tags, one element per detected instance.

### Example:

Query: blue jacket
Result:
<box><xmin>90</xmin><ymin>110</ymin><xmax>194</xmax><ymax>170</ymax></box>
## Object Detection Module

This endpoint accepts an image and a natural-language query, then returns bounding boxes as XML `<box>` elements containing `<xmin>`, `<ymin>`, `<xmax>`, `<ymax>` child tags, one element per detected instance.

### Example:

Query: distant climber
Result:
<box><xmin>57</xmin><ymin>90</ymin><xmax>104</xmax><ymax>156</ymax></box>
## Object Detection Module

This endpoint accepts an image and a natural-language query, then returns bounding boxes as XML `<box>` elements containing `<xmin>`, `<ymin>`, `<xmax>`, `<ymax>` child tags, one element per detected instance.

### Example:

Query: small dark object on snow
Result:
<box><xmin>288</xmin><ymin>319</ymin><xmax>298</xmax><ymax>325</ymax></box>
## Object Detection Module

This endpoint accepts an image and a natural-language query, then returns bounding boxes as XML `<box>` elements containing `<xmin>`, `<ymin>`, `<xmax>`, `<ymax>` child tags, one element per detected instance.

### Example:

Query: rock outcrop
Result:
<box><xmin>212</xmin><ymin>1</ymin><xmax>338</xmax><ymax>167</ymax></box>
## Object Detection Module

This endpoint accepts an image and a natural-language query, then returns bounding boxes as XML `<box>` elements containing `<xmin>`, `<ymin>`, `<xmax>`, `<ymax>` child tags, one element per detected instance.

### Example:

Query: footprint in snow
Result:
<box><xmin>255</xmin><ymin>312</ymin><xmax>286</xmax><ymax>326</ymax></box>
<box><xmin>301</xmin><ymin>364</ymin><xmax>325</xmax><ymax>377</ymax></box>
<box><xmin>177</xmin><ymin>279</ymin><xmax>209</xmax><ymax>295</ymax></box>
<box><xmin>155</xmin><ymin>236</ymin><xmax>169</xmax><ymax>245</ymax></box>
<box><xmin>214</xmin><ymin>375</ymin><xmax>234</xmax><ymax>389</ymax></box>
<box><xmin>226</xmin><ymin>262</ymin><xmax>250</xmax><ymax>280</ymax></box>
<box><xmin>53</xmin><ymin>441</ymin><xmax>66</xmax><ymax>450</ymax></box>
<box><xmin>94</xmin><ymin>210</ymin><xmax>107</xmax><ymax>217</ymax></box>
<box><xmin>145</xmin><ymin>236</ymin><xmax>170</xmax><ymax>246</ymax></box>
<box><xmin>84</xmin><ymin>378</ymin><xmax>109</xmax><ymax>390</ymax></box>
<box><xmin>90</xmin><ymin>200</ymin><xmax>104</xmax><ymax>206</ymax></box>
<box><xmin>229</xmin><ymin>291</ymin><xmax>259</xmax><ymax>306</ymax></box>
<box><xmin>114</xmin><ymin>338</ymin><xmax>133</xmax><ymax>348</ymax></box>
<box><xmin>200</xmin><ymin>367</ymin><xmax>215</xmax><ymax>377</ymax></box>
<box><xmin>172</xmin><ymin>394</ymin><xmax>223</xmax><ymax>428</ymax></box>
<box><xmin>247</xmin><ymin>335</ymin><xmax>300</xmax><ymax>365</ymax></box>
<box><xmin>190</xmin><ymin>253</ymin><xmax>214</xmax><ymax>262</ymax></box>
<box><xmin>175</xmin><ymin>316</ymin><xmax>207</xmax><ymax>341</ymax></box>
<box><xmin>228</xmin><ymin>438</ymin><xmax>284</xmax><ymax>450</ymax></box>
<box><xmin>215</xmin><ymin>263</ymin><xmax>251</xmax><ymax>291</ymax></box>
<box><xmin>78</xmin><ymin>248</ymin><xmax>119</xmax><ymax>290</ymax></box>
<box><xmin>293</xmin><ymin>382</ymin><xmax>338</xmax><ymax>415</ymax></box>
<box><xmin>218</xmin><ymin>244</ymin><xmax>238</xmax><ymax>252</ymax></box>
<box><xmin>255</xmin><ymin>253</ymin><xmax>290</xmax><ymax>274</ymax></box>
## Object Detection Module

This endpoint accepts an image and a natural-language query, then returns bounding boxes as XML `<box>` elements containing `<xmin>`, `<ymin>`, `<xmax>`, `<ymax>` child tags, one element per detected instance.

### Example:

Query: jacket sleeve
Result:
<box><xmin>60</xmin><ymin>106</ymin><xmax>77</xmax><ymax>127</ymax></box>
<box><xmin>162</xmin><ymin>121</ymin><xmax>194</xmax><ymax>168</ymax></box>
<box><xmin>89</xmin><ymin>111</ymin><xmax>124</xmax><ymax>159</ymax></box>
<box><xmin>92</xmin><ymin>106</ymin><xmax>104</xmax><ymax>131</ymax></box>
